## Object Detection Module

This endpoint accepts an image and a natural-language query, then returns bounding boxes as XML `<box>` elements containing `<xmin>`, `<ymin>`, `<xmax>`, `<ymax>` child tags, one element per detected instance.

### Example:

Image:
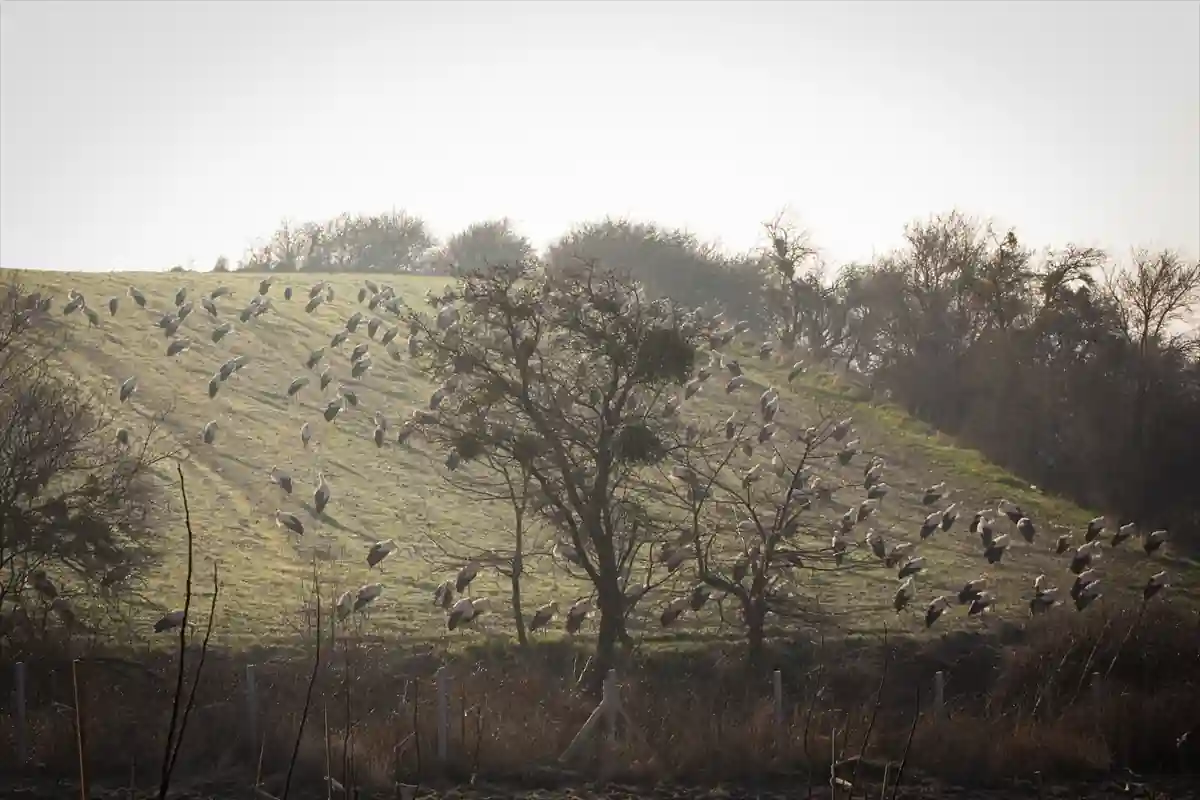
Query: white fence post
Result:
<box><xmin>602</xmin><ymin>669</ymin><xmax>618</xmax><ymax>744</ymax></box>
<box><xmin>933</xmin><ymin>670</ymin><xmax>945</xmax><ymax>718</ymax></box>
<box><xmin>14</xmin><ymin>661</ymin><xmax>27</xmax><ymax>764</ymax></box>
<box><xmin>772</xmin><ymin>669</ymin><xmax>784</xmax><ymax>731</ymax></box>
<box><xmin>245</xmin><ymin>664</ymin><xmax>258</xmax><ymax>754</ymax></box>
<box><xmin>436</xmin><ymin>669</ymin><xmax>449</xmax><ymax>764</ymax></box>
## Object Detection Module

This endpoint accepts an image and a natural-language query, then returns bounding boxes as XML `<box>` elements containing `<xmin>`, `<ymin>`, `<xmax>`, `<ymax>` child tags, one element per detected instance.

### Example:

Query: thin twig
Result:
<box><xmin>889</xmin><ymin>686</ymin><xmax>921</xmax><ymax>800</ymax></box>
<box><xmin>282</xmin><ymin>563</ymin><xmax>322</xmax><ymax>800</ymax></box>
<box><xmin>157</xmin><ymin>463</ymin><xmax>195</xmax><ymax>800</ymax></box>
<box><xmin>851</xmin><ymin>625</ymin><xmax>890</xmax><ymax>795</ymax></box>
<box><xmin>167</xmin><ymin>560</ymin><xmax>220</xmax><ymax>780</ymax></box>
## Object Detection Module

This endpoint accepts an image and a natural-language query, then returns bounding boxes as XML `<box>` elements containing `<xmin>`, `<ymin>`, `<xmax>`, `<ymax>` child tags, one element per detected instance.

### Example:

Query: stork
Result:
<box><xmin>925</xmin><ymin>596</ymin><xmax>951</xmax><ymax>628</ymax></box>
<box><xmin>367</xmin><ymin>539</ymin><xmax>397</xmax><ymax>568</ymax></box>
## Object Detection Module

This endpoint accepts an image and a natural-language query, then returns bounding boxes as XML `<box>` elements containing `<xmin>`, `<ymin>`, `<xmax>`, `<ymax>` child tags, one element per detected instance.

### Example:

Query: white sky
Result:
<box><xmin>2</xmin><ymin>0</ymin><xmax>1198</xmax><ymax>272</ymax></box>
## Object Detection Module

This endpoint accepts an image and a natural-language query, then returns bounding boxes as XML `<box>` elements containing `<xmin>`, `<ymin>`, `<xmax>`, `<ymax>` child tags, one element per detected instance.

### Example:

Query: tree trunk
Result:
<box><xmin>510</xmin><ymin>562</ymin><xmax>527</xmax><ymax>647</ymax></box>
<box><xmin>585</xmin><ymin>547</ymin><xmax>629</xmax><ymax>695</ymax></box>
<box><xmin>745</xmin><ymin>601</ymin><xmax>766</xmax><ymax>670</ymax></box>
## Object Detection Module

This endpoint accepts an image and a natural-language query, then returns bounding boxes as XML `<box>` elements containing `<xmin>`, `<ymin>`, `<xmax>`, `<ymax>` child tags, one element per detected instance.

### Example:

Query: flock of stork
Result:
<box><xmin>29</xmin><ymin>274</ymin><xmax>1174</xmax><ymax>641</ymax></box>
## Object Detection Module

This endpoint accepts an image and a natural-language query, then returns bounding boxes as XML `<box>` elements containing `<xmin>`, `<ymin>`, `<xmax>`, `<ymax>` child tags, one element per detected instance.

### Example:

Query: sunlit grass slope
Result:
<box><xmin>8</xmin><ymin>269</ymin><xmax>1195</xmax><ymax>648</ymax></box>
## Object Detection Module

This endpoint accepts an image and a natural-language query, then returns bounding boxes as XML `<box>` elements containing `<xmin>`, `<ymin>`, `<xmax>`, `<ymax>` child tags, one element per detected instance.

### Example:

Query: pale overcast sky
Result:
<box><xmin>1</xmin><ymin>0</ymin><xmax>1197</xmax><ymax>272</ymax></box>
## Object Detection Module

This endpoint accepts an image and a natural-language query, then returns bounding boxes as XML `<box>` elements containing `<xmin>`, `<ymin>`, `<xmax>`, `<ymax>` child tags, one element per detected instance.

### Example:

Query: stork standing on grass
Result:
<box><xmin>313</xmin><ymin>472</ymin><xmax>331</xmax><ymax>516</ymax></box>
<box><xmin>366</xmin><ymin>539</ymin><xmax>396</xmax><ymax>569</ymax></box>
<box><xmin>925</xmin><ymin>596</ymin><xmax>951</xmax><ymax>628</ymax></box>
<box><xmin>565</xmin><ymin>598</ymin><xmax>593</xmax><ymax>633</ymax></box>
<box><xmin>269</xmin><ymin>466</ymin><xmax>293</xmax><ymax>495</ymax></box>
<box><xmin>529</xmin><ymin>601</ymin><xmax>559</xmax><ymax>633</ymax></box>
<box><xmin>447</xmin><ymin>596</ymin><xmax>492</xmax><ymax>631</ymax></box>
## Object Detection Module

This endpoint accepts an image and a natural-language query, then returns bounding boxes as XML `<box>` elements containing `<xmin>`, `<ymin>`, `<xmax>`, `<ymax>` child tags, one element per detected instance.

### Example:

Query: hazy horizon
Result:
<box><xmin>2</xmin><ymin>0</ymin><xmax>1198</xmax><ymax>273</ymax></box>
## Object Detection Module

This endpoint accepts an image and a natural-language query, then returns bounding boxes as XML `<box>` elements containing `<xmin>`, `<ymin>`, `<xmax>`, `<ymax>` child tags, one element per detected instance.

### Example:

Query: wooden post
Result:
<box><xmin>14</xmin><ymin>661</ymin><xmax>28</xmax><ymax>765</ymax></box>
<box><xmin>601</xmin><ymin>670</ymin><xmax>619</xmax><ymax>780</ymax></box>
<box><xmin>71</xmin><ymin>659</ymin><xmax>89</xmax><ymax>800</ymax></box>
<box><xmin>435</xmin><ymin>669</ymin><xmax>449</xmax><ymax>764</ymax></box>
<box><xmin>773</xmin><ymin>669</ymin><xmax>784</xmax><ymax>731</ymax></box>
<box><xmin>245</xmin><ymin>664</ymin><xmax>258</xmax><ymax>755</ymax></box>
<box><xmin>933</xmin><ymin>670</ymin><xmax>945</xmax><ymax>719</ymax></box>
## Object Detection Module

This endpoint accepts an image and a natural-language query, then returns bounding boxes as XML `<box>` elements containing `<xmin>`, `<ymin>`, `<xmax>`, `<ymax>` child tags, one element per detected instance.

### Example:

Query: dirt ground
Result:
<box><xmin>3</xmin><ymin>774</ymin><xmax>1199</xmax><ymax>800</ymax></box>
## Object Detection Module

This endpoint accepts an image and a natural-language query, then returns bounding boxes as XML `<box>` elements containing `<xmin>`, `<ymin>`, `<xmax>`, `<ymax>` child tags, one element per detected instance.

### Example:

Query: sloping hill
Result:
<box><xmin>7</xmin><ymin>268</ymin><xmax>1194</xmax><ymax>646</ymax></box>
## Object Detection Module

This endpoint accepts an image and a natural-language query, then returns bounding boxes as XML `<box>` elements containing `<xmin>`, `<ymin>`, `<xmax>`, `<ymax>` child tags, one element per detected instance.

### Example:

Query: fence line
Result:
<box><xmin>1</xmin><ymin>657</ymin><xmax>1110</xmax><ymax>775</ymax></box>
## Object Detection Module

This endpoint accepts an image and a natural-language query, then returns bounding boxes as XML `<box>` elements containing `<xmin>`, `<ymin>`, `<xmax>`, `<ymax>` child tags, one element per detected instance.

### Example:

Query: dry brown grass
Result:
<box><xmin>3</xmin><ymin>598</ymin><xmax>1197</xmax><ymax>795</ymax></box>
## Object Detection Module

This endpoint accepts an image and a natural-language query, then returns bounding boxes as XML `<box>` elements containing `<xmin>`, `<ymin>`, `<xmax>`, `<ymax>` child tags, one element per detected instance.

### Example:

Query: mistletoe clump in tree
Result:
<box><xmin>402</xmin><ymin>260</ymin><xmax>719</xmax><ymax>679</ymax></box>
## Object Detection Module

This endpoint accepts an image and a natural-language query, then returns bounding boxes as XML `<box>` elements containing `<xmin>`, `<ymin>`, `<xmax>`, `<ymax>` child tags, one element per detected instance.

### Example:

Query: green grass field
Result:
<box><xmin>7</xmin><ymin>268</ymin><xmax>1195</xmax><ymax>648</ymax></box>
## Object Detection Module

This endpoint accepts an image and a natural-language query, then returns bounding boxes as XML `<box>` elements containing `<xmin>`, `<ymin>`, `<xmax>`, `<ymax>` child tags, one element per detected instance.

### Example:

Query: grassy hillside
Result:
<box><xmin>7</xmin><ymin>268</ymin><xmax>1195</xmax><ymax>647</ymax></box>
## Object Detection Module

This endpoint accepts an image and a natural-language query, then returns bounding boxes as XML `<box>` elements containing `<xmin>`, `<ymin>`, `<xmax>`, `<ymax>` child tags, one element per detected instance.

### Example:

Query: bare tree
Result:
<box><xmin>0</xmin><ymin>280</ymin><xmax>175</xmax><ymax>643</ymax></box>
<box><xmin>655</xmin><ymin>395</ymin><xmax>883</xmax><ymax>665</ymax></box>
<box><xmin>416</xmin><ymin>441</ymin><xmax>551</xmax><ymax>646</ymax></box>
<box><xmin>1106</xmin><ymin>250</ymin><xmax>1200</xmax><ymax>517</ymax></box>
<box><xmin>403</xmin><ymin>262</ymin><xmax>713</xmax><ymax>685</ymax></box>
